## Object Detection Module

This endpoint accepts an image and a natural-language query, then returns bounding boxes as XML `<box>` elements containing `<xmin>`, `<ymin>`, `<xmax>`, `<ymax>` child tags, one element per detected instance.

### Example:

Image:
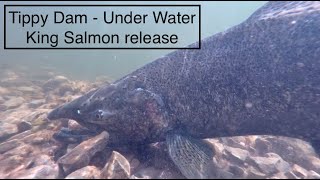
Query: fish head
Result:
<box><xmin>47</xmin><ymin>76</ymin><xmax>170</xmax><ymax>144</ymax></box>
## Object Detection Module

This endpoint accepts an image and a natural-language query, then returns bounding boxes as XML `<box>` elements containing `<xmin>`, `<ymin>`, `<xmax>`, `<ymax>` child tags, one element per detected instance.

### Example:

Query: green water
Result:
<box><xmin>0</xmin><ymin>1</ymin><xmax>267</xmax><ymax>81</ymax></box>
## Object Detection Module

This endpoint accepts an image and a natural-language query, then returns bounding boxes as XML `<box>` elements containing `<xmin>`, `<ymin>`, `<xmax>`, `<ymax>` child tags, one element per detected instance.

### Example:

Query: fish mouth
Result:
<box><xmin>47</xmin><ymin>88</ymin><xmax>99</xmax><ymax>121</ymax></box>
<box><xmin>47</xmin><ymin>107</ymin><xmax>62</xmax><ymax>120</ymax></box>
<box><xmin>47</xmin><ymin>104</ymin><xmax>74</xmax><ymax>121</ymax></box>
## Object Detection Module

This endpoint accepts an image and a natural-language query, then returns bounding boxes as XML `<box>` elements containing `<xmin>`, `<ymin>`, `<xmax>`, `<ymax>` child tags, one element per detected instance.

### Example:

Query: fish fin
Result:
<box><xmin>166</xmin><ymin>133</ymin><xmax>224</xmax><ymax>179</ymax></box>
<box><xmin>311</xmin><ymin>140</ymin><xmax>320</xmax><ymax>156</ymax></box>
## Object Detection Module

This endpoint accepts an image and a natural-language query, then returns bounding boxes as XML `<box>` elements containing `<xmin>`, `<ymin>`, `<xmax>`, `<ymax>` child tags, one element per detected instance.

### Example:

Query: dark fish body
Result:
<box><xmin>117</xmin><ymin>1</ymin><xmax>320</xmax><ymax>142</ymax></box>
<box><xmin>48</xmin><ymin>2</ymin><xmax>320</xmax><ymax>178</ymax></box>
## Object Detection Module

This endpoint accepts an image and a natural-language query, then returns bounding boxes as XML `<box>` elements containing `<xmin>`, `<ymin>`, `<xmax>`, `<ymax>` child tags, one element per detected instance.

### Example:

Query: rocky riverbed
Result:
<box><xmin>0</xmin><ymin>68</ymin><xmax>320</xmax><ymax>179</ymax></box>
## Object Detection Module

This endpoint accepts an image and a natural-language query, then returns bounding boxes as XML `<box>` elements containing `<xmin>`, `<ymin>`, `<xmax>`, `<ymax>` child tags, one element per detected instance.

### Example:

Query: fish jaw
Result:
<box><xmin>47</xmin><ymin>103</ymin><xmax>77</xmax><ymax>120</ymax></box>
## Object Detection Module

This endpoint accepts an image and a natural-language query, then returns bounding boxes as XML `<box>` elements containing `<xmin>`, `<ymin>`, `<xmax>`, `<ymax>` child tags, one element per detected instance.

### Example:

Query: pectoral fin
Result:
<box><xmin>166</xmin><ymin>133</ymin><xmax>223</xmax><ymax>179</ymax></box>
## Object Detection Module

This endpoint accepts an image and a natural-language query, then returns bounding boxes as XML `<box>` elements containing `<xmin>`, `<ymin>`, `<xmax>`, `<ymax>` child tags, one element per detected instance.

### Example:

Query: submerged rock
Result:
<box><xmin>57</xmin><ymin>84</ymin><xmax>75</xmax><ymax>96</ymax></box>
<box><xmin>292</xmin><ymin>164</ymin><xmax>309</xmax><ymax>178</ymax></box>
<box><xmin>0</xmin><ymin>74</ymin><xmax>112</xmax><ymax>178</ymax></box>
<box><xmin>21</xmin><ymin>130</ymin><xmax>55</xmax><ymax>145</ymax></box>
<box><xmin>17</xmin><ymin>121</ymin><xmax>32</xmax><ymax>132</ymax></box>
<box><xmin>131</xmin><ymin>167</ymin><xmax>163</xmax><ymax>179</ymax></box>
<box><xmin>285</xmin><ymin>171</ymin><xmax>300</xmax><ymax>179</ymax></box>
<box><xmin>7</xmin><ymin>130</ymin><xmax>32</xmax><ymax>141</ymax></box>
<box><xmin>254</xmin><ymin>138</ymin><xmax>271</xmax><ymax>155</ymax></box>
<box><xmin>0</xmin><ymin>139</ymin><xmax>22</xmax><ymax>154</ymax></box>
<box><xmin>224</xmin><ymin>146</ymin><xmax>249</xmax><ymax>163</ymax></box>
<box><xmin>58</xmin><ymin>131</ymin><xmax>109</xmax><ymax>174</ymax></box>
<box><xmin>15</xmin><ymin>86</ymin><xmax>37</xmax><ymax>93</ymax></box>
<box><xmin>0</xmin><ymin>155</ymin><xmax>25</xmax><ymax>174</ymax></box>
<box><xmin>100</xmin><ymin>151</ymin><xmax>131</xmax><ymax>179</ymax></box>
<box><xmin>0</xmin><ymin>97</ymin><xmax>4</xmax><ymax>104</ymax></box>
<box><xmin>42</xmin><ymin>76</ymin><xmax>70</xmax><ymax>92</ymax></box>
<box><xmin>2</xmin><ymin>143</ymin><xmax>33</xmax><ymax>158</ymax></box>
<box><xmin>270</xmin><ymin>172</ymin><xmax>288</xmax><ymax>179</ymax></box>
<box><xmin>28</xmin><ymin>99</ymin><xmax>46</xmax><ymax>108</ymax></box>
<box><xmin>3</xmin><ymin>97</ymin><xmax>25</xmax><ymax>109</ymax></box>
<box><xmin>65</xmin><ymin>166</ymin><xmax>101</xmax><ymax>179</ymax></box>
<box><xmin>0</xmin><ymin>86</ymin><xmax>10</xmax><ymax>95</ymax></box>
<box><xmin>246</xmin><ymin>166</ymin><xmax>267</xmax><ymax>179</ymax></box>
<box><xmin>248</xmin><ymin>153</ymin><xmax>290</xmax><ymax>175</ymax></box>
<box><xmin>307</xmin><ymin>170</ymin><xmax>320</xmax><ymax>179</ymax></box>
<box><xmin>68</xmin><ymin>120</ymin><xmax>85</xmax><ymax>131</ymax></box>
<box><xmin>220</xmin><ymin>137</ymin><xmax>249</xmax><ymax>150</ymax></box>
<box><xmin>8</xmin><ymin>165</ymin><xmax>59</xmax><ymax>179</ymax></box>
<box><xmin>0</xmin><ymin>123</ymin><xmax>19</xmax><ymax>141</ymax></box>
<box><xmin>228</xmin><ymin>165</ymin><xmax>246</xmax><ymax>177</ymax></box>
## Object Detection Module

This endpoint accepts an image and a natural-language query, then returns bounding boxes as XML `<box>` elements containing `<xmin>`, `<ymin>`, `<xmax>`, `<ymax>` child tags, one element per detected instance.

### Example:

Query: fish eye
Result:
<box><xmin>96</xmin><ymin>110</ymin><xmax>103</xmax><ymax>119</ymax></box>
<box><xmin>76</xmin><ymin>109</ymin><xmax>81</xmax><ymax>115</ymax></box>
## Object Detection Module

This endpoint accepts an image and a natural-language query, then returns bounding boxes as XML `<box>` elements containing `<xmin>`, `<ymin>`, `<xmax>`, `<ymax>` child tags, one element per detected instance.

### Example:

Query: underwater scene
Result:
<box><xmin>0</xmin><ymin>1</ymin><xmax>320</xmax><ymax>179</ymax></box>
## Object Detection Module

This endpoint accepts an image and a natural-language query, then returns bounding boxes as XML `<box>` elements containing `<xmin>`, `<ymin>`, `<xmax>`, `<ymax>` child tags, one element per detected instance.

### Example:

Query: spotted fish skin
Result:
<box><xmin>48</xmin><ymin>2</ymin><xmax>320</xmax><ymax>178</ymax></box>
<box><xmin>117</xmin><ymin>1</ymin><xmax>320</xmax><ymax>142</ymax></box>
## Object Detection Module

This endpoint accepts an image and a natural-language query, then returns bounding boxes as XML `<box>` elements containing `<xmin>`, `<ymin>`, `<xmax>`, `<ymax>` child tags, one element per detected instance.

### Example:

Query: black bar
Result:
<box><xmin>198</xmin><ymin>5</ymin><xmax>201</xmax><ymax>49</ymax></box>
<box><xmin>4</xmin><ymin>0</ymin><xmax>196</xmax><ymax>1</ymax></box>
<box><xmin>4</xmin><ymin>5</ymin><xmax>6</xmax><ymax>49</ymax></box>
<box><xmin>5</xmin><ymin>47</ymin><xmax>199</xmax><ymax>50</ymax></box>
<box><xmin>5</xmin><ymin>5</ymin><xmax>200</xmax><ymax>7</ymax></box>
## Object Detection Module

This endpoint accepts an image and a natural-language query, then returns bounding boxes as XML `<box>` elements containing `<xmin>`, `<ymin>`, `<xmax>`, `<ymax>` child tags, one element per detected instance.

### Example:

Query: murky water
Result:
<box><xmin>0</xmin><ymin>1</ymin><xmax>320</xmax><ymax>179</ymax></box>
<box><xmin>1</xmin><ymin>1</ymin><xmax>266</xmax><ymax>81</ymax></box>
